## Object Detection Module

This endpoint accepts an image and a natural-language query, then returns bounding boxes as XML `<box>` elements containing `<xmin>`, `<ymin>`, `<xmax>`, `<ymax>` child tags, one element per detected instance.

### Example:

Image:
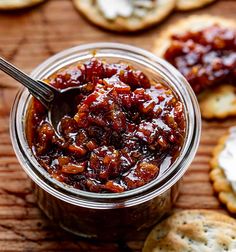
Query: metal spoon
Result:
<box><xmin>0</xmin><ymin>57</ymin><xmax>80</xmax><ymax>134</ymax></box>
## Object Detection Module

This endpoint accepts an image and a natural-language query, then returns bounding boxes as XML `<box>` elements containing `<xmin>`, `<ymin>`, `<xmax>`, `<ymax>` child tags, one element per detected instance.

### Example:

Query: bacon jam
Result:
<box><xmin>164</xmin><ymin>25</ymin><xmax>236</xmax><ymax>94</ymax></box>
<box><xmin>26</xmin><ymin>58</ymin><xmax>185</xmax><ymax>193</ymax></box>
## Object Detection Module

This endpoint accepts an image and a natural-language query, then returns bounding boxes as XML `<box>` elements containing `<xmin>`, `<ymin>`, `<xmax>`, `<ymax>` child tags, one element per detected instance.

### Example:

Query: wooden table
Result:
<box><xmin>0</xmin><ymin>0</ymin><xmax>235</xmax><ymax>251</ymax></box>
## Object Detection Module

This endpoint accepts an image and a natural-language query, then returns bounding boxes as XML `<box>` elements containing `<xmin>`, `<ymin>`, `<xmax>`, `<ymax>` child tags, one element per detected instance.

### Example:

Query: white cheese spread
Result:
<box><xmin>97</xmin><ymin>0</ymin><xmax>157</xmax><ymax>20</ymax></box>
<box><xmin>218</xmin><ymin>127</ymin><xmax>236</xmax><ymax>192</ymax></box>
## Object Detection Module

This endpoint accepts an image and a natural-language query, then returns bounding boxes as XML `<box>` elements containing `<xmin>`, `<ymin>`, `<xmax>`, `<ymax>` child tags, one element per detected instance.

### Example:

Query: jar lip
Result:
<box><xmin>10</xmin><ymin>42</ymin><xmax>201</xmax><ymax>207</ymax></box>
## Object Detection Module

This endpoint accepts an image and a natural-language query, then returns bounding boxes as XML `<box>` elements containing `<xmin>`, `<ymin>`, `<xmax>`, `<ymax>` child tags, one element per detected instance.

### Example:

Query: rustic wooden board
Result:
<box><xmin>0</xmin><ymin>0</ymin><xmax>235</xmax><ymax>251</ymax></box>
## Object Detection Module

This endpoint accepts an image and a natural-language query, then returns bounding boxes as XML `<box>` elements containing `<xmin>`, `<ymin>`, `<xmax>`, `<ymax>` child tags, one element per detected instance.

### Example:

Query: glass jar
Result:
<box><xmin>10</xmin><ymin>43</ymin><xmax>201</xmax><ymax>241</ymax></box>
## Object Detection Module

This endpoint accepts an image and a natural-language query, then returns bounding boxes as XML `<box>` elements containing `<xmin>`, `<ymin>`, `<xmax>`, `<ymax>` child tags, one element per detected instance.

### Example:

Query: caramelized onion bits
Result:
<box><xmin>164</xmin><ymin>25</ymin><xmax>236</xmax><ymax>94</ymax></box>
<box><xmin>27</xmin><ymin>58</ymin><xmax>185</xmax><ymax>193</ymax></box>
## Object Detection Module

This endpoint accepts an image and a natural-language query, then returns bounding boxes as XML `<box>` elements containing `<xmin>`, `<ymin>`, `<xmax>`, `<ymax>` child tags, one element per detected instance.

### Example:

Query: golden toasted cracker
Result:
<box><xmin>219</xmin><ymin>192</ymin><xmax>236</xmax><ymax>214</ymax></box>
<box><xmin>199</xmin><ymin>85</ymin><xmax>236</xmax><ymax>119</ymax></box>
<box><xmin>0</xmin><ymin>0</ymin><xmax>45</xmax><ymax>10</ymax></box>
<box><xmin>210</xmin><ymin>132</ymin><xmax>236</xmax><ymax>214</ymax></box>
<box><xmin>73</xmin><ymin>0</ymin><xmax>176</xmax><ymax>32</ymax></box>
<box><xmin>143</xmin><ymin>210</ymin><xmax>236</xmax><ymax>252</ymax></box>
<box><xmin>176</xmin><ymin>0</ymin><xmax>217</xmax><ymax>11</ymax></box>
<box><xmin>168</xmin><ymin>209</ymin><xmax>236</xmax><ymax>226</ymax></box>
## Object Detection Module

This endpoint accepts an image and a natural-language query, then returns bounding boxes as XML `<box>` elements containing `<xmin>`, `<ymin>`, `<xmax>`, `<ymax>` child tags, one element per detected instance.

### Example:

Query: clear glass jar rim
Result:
<box><xmin>10</xmin><ymin>42</ymin><xmax>201</xmax><ymax>208</ymax></box>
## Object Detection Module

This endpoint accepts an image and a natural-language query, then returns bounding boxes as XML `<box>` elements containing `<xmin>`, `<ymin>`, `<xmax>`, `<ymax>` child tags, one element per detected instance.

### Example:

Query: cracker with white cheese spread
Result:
<box><xmin>143</xmin><ymin>210</ymin><xmax>236</xmax><ymax>252</ymax></box>
<box><xmin>210</xmin><ymin>127</ymin><xmax>236</xmax><ymax>214</ymax></box>
<box><xmin>73</xmin><ymin>0</ymin><xmax>176</xmax><ymax>32</ymax></box>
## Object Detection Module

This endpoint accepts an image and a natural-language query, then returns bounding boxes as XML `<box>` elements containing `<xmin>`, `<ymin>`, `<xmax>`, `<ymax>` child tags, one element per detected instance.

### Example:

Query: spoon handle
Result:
<box><xmin>0</xmin><ymin>57</ymin><xmax>55</xmax><ymax>108</ymax></box>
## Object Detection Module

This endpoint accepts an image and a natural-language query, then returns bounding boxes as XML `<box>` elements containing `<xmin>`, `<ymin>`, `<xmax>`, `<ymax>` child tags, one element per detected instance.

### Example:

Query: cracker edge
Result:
<box><xmin>0</xmin><ymin>0</ymin><xmax>45</xmax><ymax>10</ymax></box>
<box><xmin>209</xmin><ymin>133</ymin><xmax>236</xmax><ymax>214</ymax></box>
<box><xmin>198</xmin><ymin>85</ymin><xmax>236</xmax><ymax>119</ymax></box>
<box><xmin>176</xmin><ymin>0</ymin><xmax>217</xmax><ymax>11</ymax></box>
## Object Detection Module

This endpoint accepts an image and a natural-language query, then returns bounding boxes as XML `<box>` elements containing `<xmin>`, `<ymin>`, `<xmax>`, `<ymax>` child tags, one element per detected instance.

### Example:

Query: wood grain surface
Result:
<box><xmin>0</xmin><ymin>0</ymin><xmax>235</xmax><ymax>251</ymax></box>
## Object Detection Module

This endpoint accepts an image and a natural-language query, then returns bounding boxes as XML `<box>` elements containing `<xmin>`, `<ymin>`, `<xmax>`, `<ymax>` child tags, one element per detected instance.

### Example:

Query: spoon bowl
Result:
<box><xmin>0</xmin><ymin>57</ymin><xmax>80</xmax><ymax>135</ymax></box>
<box><xmin>48</xmin><ymin>86</ymin><xmax>82</xmax><ymax>134</ymax></box>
